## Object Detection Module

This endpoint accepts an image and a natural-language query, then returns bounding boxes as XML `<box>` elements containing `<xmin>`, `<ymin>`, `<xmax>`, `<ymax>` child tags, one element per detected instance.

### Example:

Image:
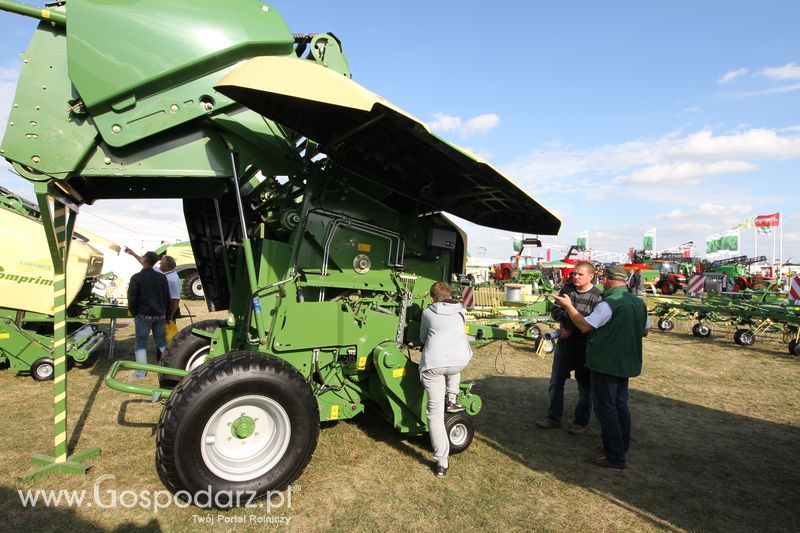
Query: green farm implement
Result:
<box><xmin>652</xmin><ymin>293</ymin><xmax>800</xmax><ymax>354</ymax></box>
<box><xmin>0</xmin><ymin>187</ymin><xmax>127</xmax><ymax>379</ymax></box>
<box><xmin>464</xmin><ymin>290</ymin><xmax>556</xmax><ymax>348</ymax></box>
<box><xmin>1</xmin><ymin>0</ymin><xmax>559</xmax><ymax>501</ymax></box>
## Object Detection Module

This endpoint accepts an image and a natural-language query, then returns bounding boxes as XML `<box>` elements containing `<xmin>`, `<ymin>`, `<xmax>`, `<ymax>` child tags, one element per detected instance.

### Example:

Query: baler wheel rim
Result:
<box><xmin>200</xmin><ymin>394</ymin><xmax>292</xmax><ymax>482</ymax></box>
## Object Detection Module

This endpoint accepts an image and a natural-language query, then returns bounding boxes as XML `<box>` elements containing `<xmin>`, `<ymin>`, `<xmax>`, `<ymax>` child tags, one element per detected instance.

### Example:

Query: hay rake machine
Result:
<box><xmin>653</xmin><ymin>294</ymin><xmax>800</xmax><ymax>355</ymax></box>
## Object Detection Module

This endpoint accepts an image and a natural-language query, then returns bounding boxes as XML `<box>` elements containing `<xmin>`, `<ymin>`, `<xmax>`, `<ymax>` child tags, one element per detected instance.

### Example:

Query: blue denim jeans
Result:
<box><xmin>591</xmin><ymin>372</ymin><xmax>630</xmax><ymax>465</ymax></box>
<box><xmin>546</xmin><ymin>340</ymin><xmax>592</xmax><ymax>426</ymax></box>
<box><xmin>134</xmin><ymin>315</ymin><xmax>167</xmax><ymax>378</ymax></box>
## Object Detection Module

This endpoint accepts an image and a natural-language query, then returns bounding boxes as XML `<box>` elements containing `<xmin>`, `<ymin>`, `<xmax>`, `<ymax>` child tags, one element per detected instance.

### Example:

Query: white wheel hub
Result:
<box><xmin>201</xmin><ymin>395</ymin><xmax>291</xmax><ymax>482</ymax></box>
<box><xmin>449</xmin><ymin>422</ymin><xmax>468</xmax><ymax>446</ymax></box>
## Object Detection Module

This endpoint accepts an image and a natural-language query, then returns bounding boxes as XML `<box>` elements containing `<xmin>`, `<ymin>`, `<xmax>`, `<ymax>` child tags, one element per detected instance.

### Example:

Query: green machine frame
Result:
<box><xmin>0</xmin><ymin>0</ymin><xmax>560</xmax><ymax>499</ymax></box>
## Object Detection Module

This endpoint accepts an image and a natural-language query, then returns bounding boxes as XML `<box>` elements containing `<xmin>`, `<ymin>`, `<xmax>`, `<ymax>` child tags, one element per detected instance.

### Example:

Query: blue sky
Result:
<box><xmin>1</xmin><ymin>1</ymin><xmax>799</xmax><ymax>263</ymax></box>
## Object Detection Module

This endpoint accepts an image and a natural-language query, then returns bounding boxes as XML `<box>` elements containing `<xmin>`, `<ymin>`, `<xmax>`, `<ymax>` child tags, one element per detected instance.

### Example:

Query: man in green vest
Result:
<box><xmin>554</xmin><ymin>264</ymin><xmax>649</xmax><ymax>471</ymax></box>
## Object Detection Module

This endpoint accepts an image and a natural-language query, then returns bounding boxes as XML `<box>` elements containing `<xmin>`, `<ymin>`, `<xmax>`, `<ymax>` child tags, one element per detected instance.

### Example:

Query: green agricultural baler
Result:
<box><xmin>0</xmin><ymin>187</ymin><xmax>127</xmax><ymax>379</ymax></box>
<box><xmin>0</xmin><ymin>0</ymin><xmax>560</xmax><ymax>503</ymax></box>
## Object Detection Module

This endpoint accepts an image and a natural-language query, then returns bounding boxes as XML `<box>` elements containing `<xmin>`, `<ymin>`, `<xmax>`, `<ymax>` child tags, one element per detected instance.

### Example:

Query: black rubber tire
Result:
<box><xmin>158</xmin><ymin>320</ymin><xmax>224</xmax><ymax>389</ymax></box>
<box><xmin>156</xmin><ymin>351</ymin><xmax>319</xmax><ymax>506</ymax></box>
<box><xmin>540</xmin><ymin>338</ymin><xmax>556</xmax><ymax>354</ymax></box>
<box><xmin>789</xmin><ymin>339</ymin><xmax>800</xmax><ymax>356</ymax></box>
<box><xmin>692</xmin><ymin>323</ymin><xmax>712</xmax><ymax>338</ymax></box>
<box><xmin>525</xmin><ymin>324</ymin><xmax>542</xmax><ymax>340</ymax></box>
<box><xmin>30</xmin><ymin>358</ymin><xmax>54</xmax><ymax>381</ymax></box>
<box><xmin>660</xmin><ymin>281</ymin><xmax>674</xmax><ymax>295</ymax></box>
<box><xmin>737</xmin><ymin>329</ymin><xmax>755</xmax><ymax>346</ymax></box>
<box><xmin>658</xmin><ymin>318</ymin><xmax>675</xmax><ymax>331</ymax></box>
<box><xmin>444</xmin><ymin>412</ymin><xmax>475</xmax><ymax>454</ymax></box>
<box><xmin>181</xmin><ymin>271</ymin><xmax>204</xmax><ymax>300</ymax></box>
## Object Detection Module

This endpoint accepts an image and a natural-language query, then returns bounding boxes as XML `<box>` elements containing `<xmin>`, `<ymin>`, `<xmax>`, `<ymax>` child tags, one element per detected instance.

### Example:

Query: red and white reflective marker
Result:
<box><xmin>687</xmin><ymin>274</ymin><xmax>705</xmax><ymax>296</ymax></box>
<box><xmin>789</xmin><ymin>277</ymin><xmax>800</xmax><ymax>304</ymax></box>
<box><xmin>461</xmin><ymin>285</ymin><xmax>475</xmax><ymax>308</ymax></box>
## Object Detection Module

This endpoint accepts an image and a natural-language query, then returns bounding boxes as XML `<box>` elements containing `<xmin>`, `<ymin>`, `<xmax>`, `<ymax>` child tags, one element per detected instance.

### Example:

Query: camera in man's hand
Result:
<box><xmin>543</xmin><ymin>330</ymin><xmax>561</xmax><ymax>341</ymax></box>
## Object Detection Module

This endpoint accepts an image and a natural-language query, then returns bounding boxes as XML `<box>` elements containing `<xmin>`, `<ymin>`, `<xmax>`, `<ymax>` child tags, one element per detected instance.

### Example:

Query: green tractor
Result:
<box><xmin>0</xmin><ymin>0</ymin><xmax>559</xmax><ymax>504</ymax></box>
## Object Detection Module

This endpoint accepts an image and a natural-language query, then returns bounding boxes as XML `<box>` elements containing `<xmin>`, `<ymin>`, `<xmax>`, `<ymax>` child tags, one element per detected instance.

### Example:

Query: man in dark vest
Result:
<box><xmin>554</xmin><ymin>264</ymin><xmax>649</xmax><ymax>471</ymax></box>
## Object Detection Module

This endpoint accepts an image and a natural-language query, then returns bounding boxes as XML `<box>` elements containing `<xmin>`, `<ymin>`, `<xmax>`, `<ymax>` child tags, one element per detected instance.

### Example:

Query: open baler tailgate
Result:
<box><xmin>215</xmin><ymin>56</ymin><xmax>560</xmax><ymax>235</ymax></box>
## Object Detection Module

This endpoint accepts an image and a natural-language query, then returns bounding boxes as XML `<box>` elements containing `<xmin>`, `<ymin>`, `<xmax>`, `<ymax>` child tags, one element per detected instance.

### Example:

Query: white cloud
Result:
<box><xmin>461</xmin><ymin>113</ymin><xmax>500</xmax><ymax>137</ymax></box>
<box><xmin>718</xmin><ymin>68</ymin><xmax>748</xmax><ymax>84</ymax></box>
<box><xmin>80</xmin><ymin>200</ymin><xmax>189</xmax><ymax>250</ymax></box>
<box><xmin>694</xmin><ymin>202</ymin><xmax>752</xmax><ymax>217</ymax></box>
<box><xmin>505</xmin><ymin>126</ymin><xmax>800</xmax><ymax>196</ymax></box>
<box><xmin>661</xmin><ymin>221</ymin><xmax>714</xmax><ymax>232</ymax></box>
<box><xmin>668</xmin><ymin>128</ymin><xmax>800</xmax><ymax>160</ymax></box>
<box><xmin>725</xmin><ymin>83</ymin><xmax>800</xmax><ymax>100</ymax></box>
<box><xmin>127</xmin><ymin>203</ymin><xmax>183</xmax><ymax>218</ymax></box>
<box><xmin>430</xmin><ymin>113</ymin><xmax>461</xmax><ymax>133</ymax></box>
<box><xmin>429</xmin><ymin>112</ymin><xmax>499</xmax><ymax>138</ymax></box>
<box><xmin>657</xmin><ymin>209</ymin><xmax>688</xmax><ymax>220</ymax></box>
<box><xmin>761</xmin><ymin>63</ymin><xmax>800</xmax><ymax>81</ymax></box>
<box><xmin>620</xmin><ymin>160</ymin><xmax>757</xmax><ymax>184</ymax></box>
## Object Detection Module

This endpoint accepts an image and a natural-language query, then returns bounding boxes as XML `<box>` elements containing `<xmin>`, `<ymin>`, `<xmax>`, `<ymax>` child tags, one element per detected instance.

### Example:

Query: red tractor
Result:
<box><xmin>623</xmin><ymin>252</ymin><xmax>689</xmax><ymax>294</ymax></box>
<box><xmin>651</xmin><ymin>260</ymin><xmax>688</xmax><ymax>295</ymax></box>
<box><xmin>491</xmin><ymin>238</ymin><xmax>542</xmax><ymax>281</ymax></box>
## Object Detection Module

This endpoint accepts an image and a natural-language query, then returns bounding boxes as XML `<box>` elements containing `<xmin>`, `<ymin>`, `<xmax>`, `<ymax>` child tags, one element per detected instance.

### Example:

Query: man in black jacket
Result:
<box><xmin>127</xmin><ymin>251</ymin><xmax>171</xmax><ymax>379</ymax></box>
<box><xmin>536</xmin><ymin>262</ymin><xmax>603</xmax><ymax>434</ymax></box>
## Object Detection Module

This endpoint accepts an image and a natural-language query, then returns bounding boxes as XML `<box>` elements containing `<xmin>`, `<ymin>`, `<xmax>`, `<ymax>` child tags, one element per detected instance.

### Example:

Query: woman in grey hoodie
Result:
<box><xmin>419</xmin><ymin>281</ymin><xmax>473</xmax><ymax>478</ymax></box>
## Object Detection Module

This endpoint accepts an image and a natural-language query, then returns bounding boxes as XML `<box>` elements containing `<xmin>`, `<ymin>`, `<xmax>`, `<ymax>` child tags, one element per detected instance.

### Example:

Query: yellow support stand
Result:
<box><xmin>23</xmin><ymin>184</ymin><xmax>99</xmax><ymax>480</ymax></box>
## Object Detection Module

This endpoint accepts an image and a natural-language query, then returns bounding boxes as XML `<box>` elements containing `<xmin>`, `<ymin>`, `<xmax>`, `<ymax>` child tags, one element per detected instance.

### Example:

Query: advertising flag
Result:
<box><xmin>719</xmin><ymin>230</ymin><xmax>739</xmax><ymax>252</ymax></box>
<box><xmin>576</xmin><ymin>231</ymin><xmax>588</xmax><ymax>249</ymax></box>
<box><xmin>643</xmin><ymin>228</ymin><xmax>656</xmax><ymax>251</ymax></box>
<box><xmin>754</xmin><ymin>212</ymin><xmax>780</xmax><ymax>227</ymax></box>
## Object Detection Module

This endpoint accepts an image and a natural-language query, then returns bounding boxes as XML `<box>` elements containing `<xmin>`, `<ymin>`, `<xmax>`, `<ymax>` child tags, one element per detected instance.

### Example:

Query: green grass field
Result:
<box><xmin>1</xmin><ymin>300</ymin><xmax>799</xmax><ymax>532</ymax></box>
